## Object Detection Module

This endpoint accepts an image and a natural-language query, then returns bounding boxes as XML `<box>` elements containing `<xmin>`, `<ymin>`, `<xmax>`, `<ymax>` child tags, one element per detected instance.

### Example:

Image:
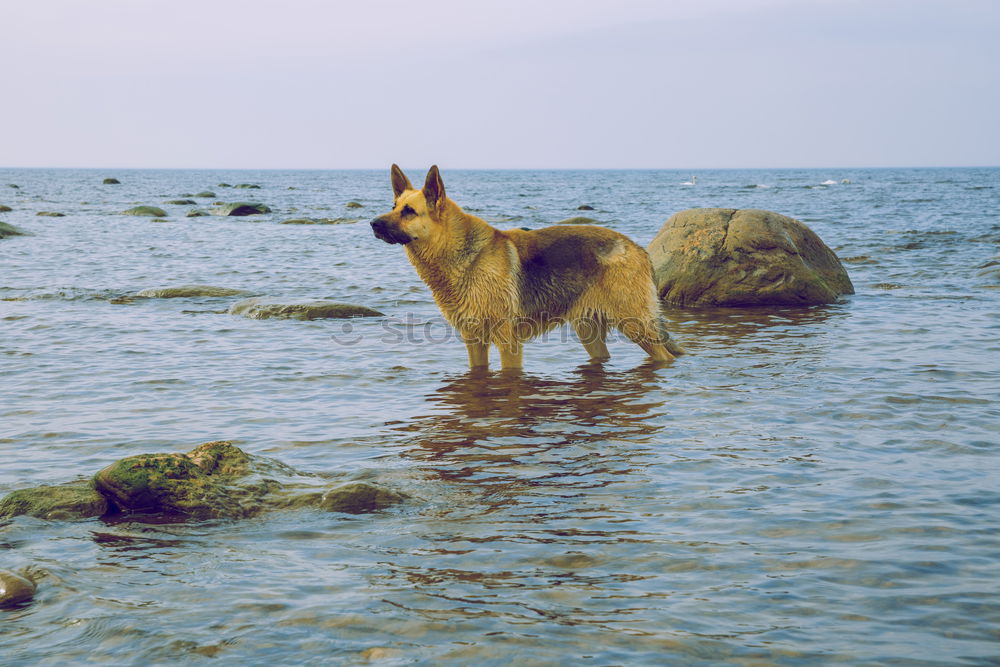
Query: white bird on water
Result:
<box><xmin>682</xmin><ymin>175</ymin><xmax>698</xmax><ymax>186</ymax></box>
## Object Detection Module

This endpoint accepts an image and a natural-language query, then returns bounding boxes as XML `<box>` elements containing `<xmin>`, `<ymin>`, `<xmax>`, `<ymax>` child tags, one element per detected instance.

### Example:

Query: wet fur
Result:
<box><xmin>371</xmin><ymin>165</ymin><xmax>683</xmax><ymax>369</ymax></box>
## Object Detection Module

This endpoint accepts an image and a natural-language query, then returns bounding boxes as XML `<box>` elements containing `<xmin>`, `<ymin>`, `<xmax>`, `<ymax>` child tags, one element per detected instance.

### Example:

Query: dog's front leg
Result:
<box><xmin>465</xmin><ymin>340</ymin><xmax>490</xmax><ymax>369</ymax></box>
<box><xmin>498</xmin><ymin>342</ymin><xmax>523</xmax><ymax>370</ymax></box>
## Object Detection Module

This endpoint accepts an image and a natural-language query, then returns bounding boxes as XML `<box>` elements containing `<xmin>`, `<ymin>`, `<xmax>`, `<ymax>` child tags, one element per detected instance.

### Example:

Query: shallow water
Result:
<box><xmin>1</xmin><ymin>168</ymin><xmax>998</xmax><ymax>664</ymax></box>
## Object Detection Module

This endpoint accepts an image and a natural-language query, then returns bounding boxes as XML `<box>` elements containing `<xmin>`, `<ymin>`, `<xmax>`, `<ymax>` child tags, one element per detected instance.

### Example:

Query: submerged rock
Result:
<box><xmin>647</xmin><ymin>208</ymin><xmax>854</xmax><ymax>307</ymax></box>
<box><xmin>345</xmin><ymin>201</ymin><xmax>364</xmax><ymax>209</ymax></box>
<box><xmin>123</xmin><ymin>206</ymin><xmax>168</xmax><ymax>217</ymax></box>
<box><xmin>228</xmin><ymin>298</ymin><xmax>383</xmax><ymax>320</ymax></box>
<box><xmin>103</xmin><ymin>177</ymin><xmax>121</xmax><ymax>184</ymax></box>
<box><xmin>280</xmin><ymin>217</ymin><xmax>358</xmax><ymax>225</ymax></box>
<box><xmin>164</xmin><ymin>199</ymin><xmax>197</xmax><ymax>205</ymax></box>
<box><xmin>36</xmin><ymin>211</ymin><xmax>65</xmax><ymax>217</ymax></box>
<box><xmin>235</xmin><ymin>183</ymin><xmax>261</xmax><ymax>189</ymax></box>
<box><xmin>0</xmin><ymin>570</ymin><xmax>36</xmax><ymax>608</ymax></box>
<box><xmin>217</xmin><ymin>183</ymin><xmax>232</xmax><ymax>188</ymax></box>
<box><xmin>7</xmin><ymin>184</ymin><xmax>20</xmax><ymax>189</ymax></box>
<box><xmin>577</xmin><ymin>204</ymin><xmax>595</xmax><ymax>211</ymax></box>
<box><xmin>318</xmin><ymin>482</ymin><xmax>407</xmax><ymax>514</ymax></box>
<box><xmin>212</xmin><ymin>202</ymin><xmax>272</xmax><ymax>216</ymax></box>
<box><xmin>136</xmin><ymin>285</ymin><xmax>250</xmax><ymax>298</ymax></box>
<box><xmin>0</xmin><ymin>204</ymin><xmax>12</xmax><ymax>212</ymax></box>
<box><xmin>555</xmin><ymin>216</ymin><xmax>599</xmax><ymax>225</ymax></box>
<box><xmin>0</xmin><ymin>481</ymin><xmax>108</xmax><ymax>520</ymax></box>
<box><xmin>194</xmin><ymin>191</ymin><xmax>216</xmax><ymax>198</ymax></box>
<box><xmin>186</xmin><ymin>210</ymin><xmax>209</xmax><ymax>218</ymax></box>
<box><xmin>0</xmin><ymin>221</ymin><xmax>29</xmax><ymax>238</ymax></box>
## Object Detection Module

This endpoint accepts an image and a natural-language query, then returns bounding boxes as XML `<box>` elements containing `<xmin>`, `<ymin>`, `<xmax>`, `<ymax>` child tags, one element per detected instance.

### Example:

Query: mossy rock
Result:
<box><xmin>211</xmin><ymin>202</ymin><xmax>272</xmax><ymax>216</ymax></box>
<box><xmin>36</xmin><ymin>211</ymin><xmax>65</xmax><ymax>217</ymax></box>
<box><xmin>0</xmin><ymin>204</ymin><xmax>12</xmax><ymax>212</ymax></box>
<box><xmin>0</xmin><ymin>570</ymin><xmax>36</xmax><ymax>608</ymax></box>
<box><xmin>194</xmin><ymin>191</ymin><xmax>216</xmax><ymax>198</ymax></box>
<box><xmin>318</xmin><ymin>482</ymin><xmax>407</xmax><ymax>513</ymax></box>
<box><xmin>0</xmin><ymin>221</ymin><xmax>29</xmax><ymax>238</ymax></box>
<box><xmin>164</xmin><ymin>199</ymin><xmax>197</xmax><ymax>205</ymax></box>
<box><xmin>647</xmin><ymin>208</ymin><xmax>855</xmax><ymax>307</ymax></box>
<box><xmin>577</xmin><ymin>204</ymin><xmax>595</xmax><ymax>211</ymax></box>
<box><xmin>0</xmin><ymin>481</ymin><xmax>108</xmax><ymax>520</ymax></box>
<box><xmin>235</xmin><ymin>183</ymin><xmax>261</xmax><ymax>189</ymax></box>
<box><xmin>136</xmin><ymin>285</ymin><xmax>250</xmax><ymax>298</ymax></box>
<box><xmin>186</xmin><ymin>210</ymin><xmax>209</xmax><ymax>218</ymax></box>
<box><xmin>93</xmin><ymin>441</ymin><xmax>273</xmax><ymax>519</ymax></box>
<box><xmin>123</xmin><ymin>206</ymin><xmax>168</xmax><ymax>217</ymax></box>
<box><xmin>103</xmin><ymin>178</ymin><xmax>121</xmax><ymax>185</ymax></box>
<box><xmin>228</xmin><ymin>298</ymin><xmax>383</xmax><ymax>320</ymax></box>
<box><xmin>555</xmin><ymin>216</ymin><xmax>599</xmax><ymax>225</ymax></box>
<box><xmin>345</xmin><ymin>201</ymin><xmax>364</xmax><ymax>209</ymax></box>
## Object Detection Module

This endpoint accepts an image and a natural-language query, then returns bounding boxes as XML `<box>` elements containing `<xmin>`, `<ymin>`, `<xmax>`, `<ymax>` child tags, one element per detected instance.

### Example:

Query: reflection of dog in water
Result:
<box><xmin>370</xmin><ymin>165</ymin><xmax>684</xmax><ymax>370</ymax></box>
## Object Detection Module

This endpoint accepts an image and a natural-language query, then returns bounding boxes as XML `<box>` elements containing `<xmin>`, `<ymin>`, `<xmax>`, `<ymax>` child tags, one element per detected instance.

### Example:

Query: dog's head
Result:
<box><xmin>370</xmin><ymin>164</ymin><xmax>448</xmax><ymax>246</ymax></box>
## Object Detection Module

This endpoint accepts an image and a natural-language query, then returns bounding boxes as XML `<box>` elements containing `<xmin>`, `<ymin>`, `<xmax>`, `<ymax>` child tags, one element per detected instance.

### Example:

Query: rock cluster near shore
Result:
<box><xmin>648</xmin><ymin>208</ymin><xmax>854</xmax><ymax>307</ymax></box>
<box><xmin>0</xmin><ymin>441</ymin><xmax>407</xmax><ymax>522</ymax></box>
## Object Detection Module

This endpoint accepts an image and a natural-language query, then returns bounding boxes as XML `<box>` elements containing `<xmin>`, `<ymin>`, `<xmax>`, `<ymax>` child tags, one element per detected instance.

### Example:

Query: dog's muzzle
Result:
<box><xmin>370</xmin><ymin>218</ymin><xmax>413</xmax><ymax>245</ymax></box>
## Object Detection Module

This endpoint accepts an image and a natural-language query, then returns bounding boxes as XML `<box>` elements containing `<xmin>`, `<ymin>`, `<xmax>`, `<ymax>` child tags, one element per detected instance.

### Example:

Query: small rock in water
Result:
<box><xmin>319</xmin><ymin>482</ymin><xmax>407</xmax><ymax>514</ymax></box>
<box><xmin>228</xmin><ymin>297</ymin><xmax>383</xmax><ymax>320</ymax></box>
<box><xmin>136</xmin><ymin>285</ymin><xmax>250</xmax><ymax>298</ymax></box>
<box><xmin>186</xmin><ymin>210</ymin><xmax>209</xmax><ymax>218</ymax></box>
<box><xmin>235</xmin><ymin>183</ymin><xmax>261</xmax><ymax>189</ymax></box>
<box><xmin>0</xmin><ymin>221</ymin><xmax>29</xmax><ymax>238</ymax></box>
<box><xmin>577</xmin><ymin>204</ymin><xmax>595</xmax><ymax>211</ymax></box>
<box><xmin>103</xmin><ymin>178</ymin><xmax>121</xmax><ymax>185</ymax></box>
<box><xmin>345</xmin><ymin>201</ymin><xmax>364</xmax><ymax>209</ymax></box>
<box><xmin>36</xmin><ymin>211</ymin><xmax>65</xmax><ymax>217</ymax></box>
<box><xmin>211</xmin><ymin>202</ymin><xmax>272</xmax><ymax>216</ymax></box>
<box><xmin>194</xmin><ymin>191</ymin><xmax>216</xmax><ymax>198</ymax></box>
<box><xmin>217</xmin><ymin>183</ymin><xmax>232</xmax><ymax>188</ymax></box>
<box><xmin>555</xmin><ymin>216</ymin><xmax>599</xmax><ymax>225</ymax></box>
<box><xmin>0</xmin><ymin>570</ymin><xmax>36</xmax><ymax>608</ymax></box>
<box><xmin>122</xmin><ymin>206</ymin><xmax>168</xmax><ymax>217</ymax></box>
<box><xmin>280</xmin><ymin>217</ymin><xmax>358</xmax><ymax>225</ymax></box>
<box><xmin>0</xmin><ymin>204</ymin><xmax>12</xmax><ymax>212</ymax></box>
<box><xmin>7</xmin><ymin>184</ymin><xmax>20</xmax><ymax>189</ymax></box>
<box><xmin>164</xmin><ymin>199</ymin><xmax>197</xmax><ymax>205</ymax></box>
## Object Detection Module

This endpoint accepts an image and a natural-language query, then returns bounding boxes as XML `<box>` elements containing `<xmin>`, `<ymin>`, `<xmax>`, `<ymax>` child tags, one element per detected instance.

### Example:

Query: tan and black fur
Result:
<box><xmin>370</xmin><ymin>165</ymin><xmax>683</xmax><ymax>369</ymax></box>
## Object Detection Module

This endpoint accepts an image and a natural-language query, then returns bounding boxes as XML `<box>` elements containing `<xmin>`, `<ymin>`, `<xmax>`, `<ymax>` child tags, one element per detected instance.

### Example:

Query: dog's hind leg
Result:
<box><xmin>615</xmin><ymin>316</ymin><xmax>677</xmax><ymax>362</ymax></box>
<box><xmin>498</xmin><ymin>342</ymin><xmax>523</xmax><ymax>370</ymax></box>
<box><xmin>573</xmin><ymin>315</ymin><xmax>610</xmax><ymax>361</ymax></box>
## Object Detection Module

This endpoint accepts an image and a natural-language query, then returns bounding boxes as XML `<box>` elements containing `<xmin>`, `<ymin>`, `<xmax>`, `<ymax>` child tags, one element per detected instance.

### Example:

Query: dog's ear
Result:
<box><xmin>391</xmin><ymin>164</ymin><xmax>412</xmax><ymax>200</ymax></box>
<box><xmin>423</xmin><ymin>165</ymin><xmax>446</xmax><ymax>208</ymax></box>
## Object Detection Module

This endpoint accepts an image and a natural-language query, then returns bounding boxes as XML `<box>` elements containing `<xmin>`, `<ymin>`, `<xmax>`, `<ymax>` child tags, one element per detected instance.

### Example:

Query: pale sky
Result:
<box><xmin>1</xmin><ymin>0</ymin><xmax>997</xmax><ymax>169</ymax></box>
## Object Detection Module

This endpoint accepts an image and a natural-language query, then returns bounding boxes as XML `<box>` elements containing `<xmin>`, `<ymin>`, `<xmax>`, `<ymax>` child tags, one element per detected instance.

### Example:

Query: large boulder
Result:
<box><xmin>0</xmin><ymin>481</ymin><xmax>108</xmax><ymax>520</ymax></box>
<box><xmin>212</xmin><ymin>202</ymin><xmax>272</xmax><ymax>216</ymax></box>
<box><xmin>647</xmin><ymin>208</ymin><xmax>854</xmax><ymax>307</ymax></box>
<box><xmin>228</xmin><ymin>298</ymin><xmax>383</xmax><ymax>320</ymax></box>
<box><xmin>0</xmin><ymin>571</ymin><xmax>36</xmax><ymax>608</ymax></box>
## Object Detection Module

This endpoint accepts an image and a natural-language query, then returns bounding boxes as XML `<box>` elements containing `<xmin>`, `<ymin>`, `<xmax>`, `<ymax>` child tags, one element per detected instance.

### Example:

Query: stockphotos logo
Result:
<box><xmin>329</xmin><ymin>313</ymin><xmax>660</xmax><ymax>346</ymax></box>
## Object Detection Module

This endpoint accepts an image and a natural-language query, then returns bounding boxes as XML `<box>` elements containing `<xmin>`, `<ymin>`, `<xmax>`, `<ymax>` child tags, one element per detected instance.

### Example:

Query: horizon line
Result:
<box><xmin>2</xmin><ymin>164</ymin><xmax>998</xmax><ymax>171</ymax></box>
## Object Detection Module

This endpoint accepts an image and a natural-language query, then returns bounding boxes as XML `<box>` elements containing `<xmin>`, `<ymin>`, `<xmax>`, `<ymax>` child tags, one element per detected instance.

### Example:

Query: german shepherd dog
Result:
<box><xmin>370</xmin><ymin>165</ymin><xmax>683</xmax><ymax>370</ymax></box>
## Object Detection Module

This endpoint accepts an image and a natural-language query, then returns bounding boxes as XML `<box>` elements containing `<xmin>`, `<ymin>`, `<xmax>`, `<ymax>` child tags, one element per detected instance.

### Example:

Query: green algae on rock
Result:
<box><xmin>647</xmin><ymin>208</ymin><xmax>854</xmax><ymax>307</ymax></box>
<box><xmin>0</xmin><ymin>570</ymin><xmax>36</xmax><ymax>608</ymax></box>
<box><xmin>102</xmin><ymin>177</ymin><xmax>121</xmax><ymax>184</ymax></box>
<box><xmin>211</xmin><ymin>202</ymin><xmax>272</xmax><ymax>216</ymax></box>
<box><xmin>123</xmin><ymin>206</ymin><xmax>168</xmax><ymax>217</ymax></box>
<box><xmin>228</xmin><ymin>297</ymin><xmax>384</xmax><ymax>320</ymax></box>
<box><xmin>0</xmin><ymin>481</ymin><xmax>108</xmax><ymax>520</ymax></box>
<box><xmin>36</xmin><ymin>211</ymin><xmax>65</xmax><ymax>217</ymax></box>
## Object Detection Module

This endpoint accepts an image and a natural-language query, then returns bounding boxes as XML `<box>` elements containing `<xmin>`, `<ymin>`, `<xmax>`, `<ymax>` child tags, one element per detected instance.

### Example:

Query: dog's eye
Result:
<box><xmin>401</xmin><ymin>205</ymin><xmax>417</xmax><ymax>218</ymax></box>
